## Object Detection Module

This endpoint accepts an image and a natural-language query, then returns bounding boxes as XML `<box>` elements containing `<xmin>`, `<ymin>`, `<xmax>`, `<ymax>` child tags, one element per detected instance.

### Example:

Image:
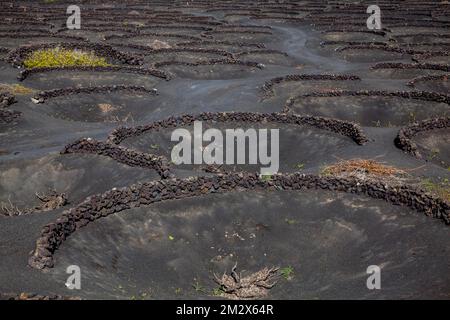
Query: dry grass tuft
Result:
<box><xmin>321</xmin><ymin>158</ymin><xmax>406</xmax><ymax>182</ymax></box>
<box><xmin>0</xmin><ymin>83</ymin><xmax>35</xmax><ymax>95</ymax></box>
<box><xmin>97</xmin><ymin>103</ymin><xmax>117</xmax><ymax>113</ymax></box>
<box><xmin>149</xmin><ymin>40</ymin><xmax>172</xmax><ymax>49</ymax></box>
<box><xmin>0</xmin><ymin>190</ymin><xmax>68</xmax><ymax>216</ymax></box>
<box><xmin>213</xmin><ymin>264</ymin><xmax>279</xmax><ymax>299</ymax></box>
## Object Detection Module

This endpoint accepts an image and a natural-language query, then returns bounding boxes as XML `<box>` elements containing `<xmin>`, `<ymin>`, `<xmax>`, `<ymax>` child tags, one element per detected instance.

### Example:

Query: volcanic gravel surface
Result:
<box><xmin>0</xmin><ymin>0</ymin><xmax>449</xmax><ymax>300</ymax></box>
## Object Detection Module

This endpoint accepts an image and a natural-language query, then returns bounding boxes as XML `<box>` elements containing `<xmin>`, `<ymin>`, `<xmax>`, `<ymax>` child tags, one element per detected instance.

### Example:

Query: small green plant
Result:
<box><xmin>175</xmin><ymin>288</ymin><xmax>182</xmax><ymax>295</ymax></box>
<box><xmin>280</xmin><ymin>266</ymin><xmax>294</xmax><ymax>280</ymax></box>
<box><xmin>428</xmin><ymin>148</ymin><xmax>440</xmax><ymax>160</ymax></box>
<box><xmin>295</xmin><ymin>163</ymin><xmax>305</xmax><ymax>170</ymax></box>
<box><xmin>150</xmin><ymin>144</ymin><xmax>159</xmax><ymax>150</ymax></box>
<box><xmin>260</xmin><ymin>174</ymin><xmax>272</xmax><ymax>182</ymax></box>
<box><xmin>285</xmin><ymin>218</ymin><xmax>298</xmax><ymax>225</ymax></box>
<box><xmin>408</xmin><ymin>112</ymin><xmax>417</xmax><ymax>123</ymax></box>
<box><xmin>168</xmin><ymin>235</ymin><xmax>175</xmax><ymax>241</ymax></box>
<box><xmin>192</xmin><ymin>280</ymin><xmax>208</xmax><ymax>294</ymax></box>
<box><xmin>212</xmin><ymin>286</ymin><xmax>225</xmax><ymax>296</ymax></box>
<box><xmin>421</xmin><ymin>178</ymin><xmax>449</xmax><ymax>202</ymax></box>
<box><xmin>319</xmin><ymin>165</ymin><xmax>331</xmax><ymax>176</ymax></box>
<box><xmin>130</xmin><ymin>291</ymin><xmax>149</xmax><ymax>300</ymax></box>
<box><xmin>24</xmin><ymin>47</ymin><xmax>111</xmax><ymax>69</ymax></box>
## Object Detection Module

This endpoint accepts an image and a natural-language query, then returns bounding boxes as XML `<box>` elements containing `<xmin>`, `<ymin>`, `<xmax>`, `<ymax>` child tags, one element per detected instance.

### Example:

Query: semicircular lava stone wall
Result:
<box><xmin>0</xmin><ymin>47</ymin><xmax>10</xmax><ymax>54</ymax></box>
<box><xmin>261</xmin><ymin>74</ymin><xmax>362</xmax><ymax>99</ymax></box>
<box><xmin>234</xmin><ymin>48</ymin><xmax>288</xmax><ymax>57</ymax></box>
<box><xmin>18</xmin><ymin>65</ymin><xmax>171</xmax><ymax>81</ymax></box>
<box><xmin>395</xmin><ymin>117</ymin><xmax>450</xmax><ymax>158</ymax></box>
<box><xmin>153</xmin><ymin>58</ymin><xmax>264</xmax><ymax>69</ymax></box>
<box><xmin>28</xmin><ymin>173</ymin><xmax>450</xmax><ymax>270</ymax></box>
<box><xmin>176</xmin><ymin>40</ymin><xmax>266</xmax><ymax>49</ymax></box>
<box><xmin>285</xmin><ymin>90</ymin><xmax>450</xmax><ymax>109</ymax></box>
<box><xmin>407</xmin><ymin>75</ymin><xmax>450</xmax><ymax>87</ymax></box>
<box><xmin>0</xmin><ymin>32</ymin><xmax>88</xmax><ymax>43</ymax></box>
<box><xmin>31</xmin><ymin>85</ymin><xmax>158</xmax><ymax>104</ymax></box>
<box><xmin>283</xmin><ymin>90</ymin><xmax>450</xmax><ymax>125</ymax></box>
<box><xmin>0</xmin><ymin>293</ymin><xmax>80</xmax><ymax>300</ymax></box>
<box><xmin>62</xmin><ymin>138</ymin><xmax>173</xmax><ymax>179</ymax></box>
<box><xmin>0</xmin><ymin>92</ymin><xmax>20</xmax><ymax>124</ymax></box>
<box><xmin>61</xmin><ymin>111</ymin><xmax>368</xmax><ymax>178</ymax></box>
<box><xmin>1</xmin><ymin>0</ymin><xmax>450</xmax><ymax>299</ymax></box>
<box><xmin>107</xmin><ymin>111</ymin><xmax>369</xmax><ymax>145</ymax></box>
<box><xmin>371</xmin><ymin>62</ymin><xmax>450</xmax><ymax>72</ymax></box>
<box><xmin>132</xmin><ymin>46</ymin><xmax>235</xmax><ymax>58</ymax></box>
<box><xmin>104</xmin><ymin>31</ymin><xmax>203</xmax><ymax>42</ymax></box>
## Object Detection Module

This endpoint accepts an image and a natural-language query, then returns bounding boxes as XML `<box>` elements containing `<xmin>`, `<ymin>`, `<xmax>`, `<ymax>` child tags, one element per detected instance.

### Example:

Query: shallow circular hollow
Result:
<box><xmin>0</xmin><ymin>61</ymin><xmax>20</xmax><ymax>83</ymax></box>
<box><xmin>176</xmin><ymin>42</ymin><xmax>264</xmax><ymax>54</ymax></box>
<box><xmin>57</xmin><ymin>29</ymin><xmax>120</xmax><ymax>43</ymax></box>
<box><xmin>157</xmin><ymin>63</ymin><xmax>262</xmax><ymax>80</ymax></box>
<box><xmin>413</xmin><ymin>128</ymin><xmax>450</xmax><ymax>167</ymax></box>
<box><xmin>393</xmin><ymin>34</ymin><xmax>450</xmax><ymax>45</ymax></box>
<box><xmin>0</xmin><ymin>36</ymin><xmax>82</xmax><ymax>50</ymax></box>
<box><xmin>0</xmin><ymin>154</ymin><xmax>159</xmax><ymax>215</ymax></box>
<box><xmin>410</xmin><ymin>77</ymin><xmax>450</xmax><ymax>94</ymax></box>
<box><xmin>206</xmin><ymin>32</ymin><xmax>273</xmax><ymax>43</ymax></box>
<box><xmin>22</xmin><ymin>71</ymin><xmax>162</xmax><ymax>91</ymax></box>
<box><xmin>263</xmin><ymin>80</ymin><xmax>362</xmax><ymax>101</ymax></box>
<box><xmin>321</xmin><ymin>32</ymin><xmax>386</xmax><ymax>43</ymax></box>
<box><xmin>288</xmin><ymin>96</ymin><xmax>449</xmax><ymax>127</ymax></box>
<box><xmin>418</xmin><ymin>55</ymin><xmax>450</xmax><ymax>65</ymax></box>
<box><xmin>390</xmin><ymin>26</ymin><xmax>448</xmax><ymax>43</ymax></box>
<box><xmin>369</xmin><ymin>68</ymin><xmax>449</xmax><ymax>80</ymax></box>
<box><xmin>338</xmin><ymin>49</ymin><xmax>410</xmax><ymax>63</ymax></box>
<box><xmin>235</xmin><ymin>52</ymin><xmax>294</xmax><ymax>66</ymax></box>
<box><xmin>143</xmin><ymin>51</ymin><xmax>230</xmax><ymax>65</ymax></box>
<box><xmin>138</xmin><ymin>27</ymin><xmax>205</xmax><ymax>38</ymax></box>
<box><xmin>49</xmin><ymin>190</ymin><xmax>450</xmax><ymax>299</ymax></box>
<box><xmin>34</xmin><ymin>91</ymin><xmax>160</xmax><ymax>123</ymax></box>
<box><xmin>108</xmin><ymin>35</ymin><xmax>194</xmax><ymax>48</ymax></box>
<box><xmin>120</xmin><ymin>121</ymin><xmax>357</xmax><ymax>173</ymax></box>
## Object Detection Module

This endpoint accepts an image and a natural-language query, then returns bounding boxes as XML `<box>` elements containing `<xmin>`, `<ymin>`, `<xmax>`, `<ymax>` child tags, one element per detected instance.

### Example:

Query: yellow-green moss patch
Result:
<box><xmin>23</xmin><ymin>48</ymin><xmax>111</xmax><ymax>69</ymax></box>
